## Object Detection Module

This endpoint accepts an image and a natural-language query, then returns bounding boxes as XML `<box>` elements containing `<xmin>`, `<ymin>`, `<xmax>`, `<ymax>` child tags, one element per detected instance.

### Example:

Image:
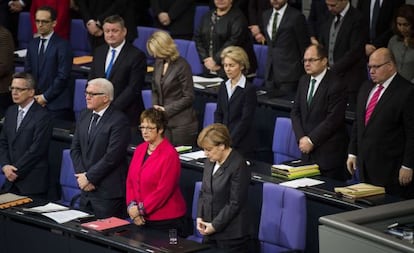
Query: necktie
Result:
<box><xmin>307</xmin><ymin>78</ymin><xmax>317</xmax><ymax>105</ymax></box>
<box><xmin>271</xmin><ymin>11</ymin><xmax>279</xmax><ymax>42</ymax></box>
<box><xmin>16</xmin><ymin>109</ymin><xmax>24</xmax><ymax>131</ymax></box>
<box><xmin>105</xmin><ymin>49</ymin><xmax>116</xmax><ymax>79</ymax></box>
<box><xmin>365</xmin><ymin>84</ymin><xmax>383</xmax><ymax>125</ymax></box>
<box><xmin>38</xmin><ymin>38</ymin><xmax>46</xmax><ymax>64</ymax></box>
<box><xmin>371</xmin><ymin>0</ymin><xmax>380</xmax><ymax>40</ymax></box>
<box><xmin>334</xmin><ymin>14</ymin><xmax>341</xmax><ymax>29</ymax></box>
<box><xmin>88</xmin><ymin>113</ymin><xmax>100</xmax><ymax>138</ymax></box>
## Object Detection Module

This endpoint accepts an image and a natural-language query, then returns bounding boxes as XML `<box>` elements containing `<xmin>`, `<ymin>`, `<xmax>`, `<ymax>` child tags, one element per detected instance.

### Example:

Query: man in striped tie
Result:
<box><xmin>347</xmin><ymin>48</ymin><xmax>414</xmax><ymax>199</ymax></box>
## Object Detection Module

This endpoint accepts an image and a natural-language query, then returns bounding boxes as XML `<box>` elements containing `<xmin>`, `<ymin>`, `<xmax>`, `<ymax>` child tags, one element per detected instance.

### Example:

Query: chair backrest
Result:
<box><xmin>193</xmin><ymin>5</ymin><xmax>210</xmax><ymax>34</ymax></box>
<box><xmin>70</xmin><ymin>19</ymin><xmax>91</xmax><ymax>56</ymax></box>
<box><xmin>272</xmin><ymin>117</ymin><xmax>301</xmax><ymax>164</ymax></box>
<box><xmin>203</xmin><ymin>102</ymin><xmax>217</xmax><ymax>128</ymax></box>
<box><xmin>17</xmin><ymin>12</ymin><xmax>32</xmax><ymax>49</ymax></box>
<box><xmin>141</xmin><ymin>89</ymin><xmax>152</xmax><ymax>109</ymax></box>
<box><xmin>253</xmin><ymin>44</ymin><xmax>268</xmax><ymax>88</ymax></box>
<box><xmin>259</xmin><ymin>183</ymin><xmax>306</xmax><ymax>253</ymax></box>
<box><xmin>73</xmin><ymin>79</ymin><xmax>87</xmax><ymax>121</ymax></box>
<box><xmin>0</xmin><ymin>174</ymin><xmax>5</xmax><ymax>189</ymax></box>
<box><xmin>174</xmin><ymin>39</ymin><xmax>203</xmax><ymax>75</ymax></box>
<box><xmin>187</xmin><ymin>181</ymin><xmax>203</xmax><ymax>243</ymax></box>
<box><xmin>59</xmin><ymin>149</ymin><xmax>81</xmax><ymax>207</ymax></box>
<box><xmin>133</xmin><ymin>26</ymin><xmax>159</xmax><ymax>65</ymax></box>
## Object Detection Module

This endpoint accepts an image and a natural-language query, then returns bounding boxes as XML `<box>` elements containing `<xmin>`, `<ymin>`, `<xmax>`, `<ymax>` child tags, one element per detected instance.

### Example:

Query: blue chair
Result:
<box><xmin>174</xmin><ymin>39</ymin><xmax>203</xmax><ymax>75</ymax></box>
<box><xmin>253</xmin><ymin>44</ymin><xmax>268</xmax><ymax>88</ymax></box>
<box><xmin>14</xmin><ymin>66</ymin><xmax>24</xmax><ymax>73</ymax></box>
<box><xmin>17</xmin><ymin>12</ymin><xmax>32</xmax><ymax>49</ymax></box>
<box><xmin>273</xmin><ymin>117</ymin><xmax>301</xmax><ymax>164</ymax></box>
<box><xmin>193</xmin><ymin>5</ymin><xmax>209</xmax><ymax>34</ymax></box>
<box><xmin>141</xmin><ymin>89</ymin><xmax>152</xmax><ymax>109</ymax></box>
<box><xmin>259</xmin><ymin>183</ymin><xmax>306</xmax><ymax>253</ymax></box>
<box><xmin>59</xmin><ymin>149</ymin><xmax>81</xmax><ymax>207</ymax></box>
<box><xmin>133</xmin><ymin>26</ymin><xmax>159</xmax><ymax>65</ymax></box>
<box><xmin>73</xmin><ymin>79</ymin><xmax>87</xmax><ymax>121</ymax></box>
<box><xmin>70</xmin><ymin>19</ymin><xmax>91</xmax><ymax>56</ymax></box>
<box><xmin>187</xmin><ymin>181</ymin><xmax>203</xmax><ymax>243</ymax></box>
<box><xmin>0</xmin><ymin>174</ymin><xmax>5</xmax><ymax>189</ymax></box>
<box><xmin>203</xmin><ymin>102</ymin><xmax>217</xmax><ymax>128</ymax></box>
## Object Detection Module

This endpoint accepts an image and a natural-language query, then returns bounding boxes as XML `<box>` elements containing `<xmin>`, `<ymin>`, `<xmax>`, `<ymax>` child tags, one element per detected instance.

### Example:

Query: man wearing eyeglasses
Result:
<box><xmin>0</xmin><ymin>72</ymin><xmax>52</xmax><ymax>199</ymax></box>
<box><xmin>70</xmin><ymin>78</ymin><xmax>130</xmax><ymax>218</ymax></box>
<box><xmin>347</xmin><ymin>48</ymin><xmax>414</xmax><ymax>199</ymax></box>
<box><xmin>24</xmin><ymin>5</ymin><xmax>73</xmax><ymax>122</ymax></box>
<box><xmin>291</xmin><ymin>44</ymin><xmax>348</xmax><ymax>181</ymax></box>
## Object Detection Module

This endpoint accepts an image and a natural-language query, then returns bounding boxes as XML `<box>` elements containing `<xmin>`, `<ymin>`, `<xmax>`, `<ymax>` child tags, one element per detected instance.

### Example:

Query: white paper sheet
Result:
<box><xmin>22</xmin><ymin>202</ymin><xmax>68</xmax><ymax>213</ymax></box>
<box><xmin>279</xmin><ymin>178</ymin><xmax>325</xmax><ymax>188</ymax></box>
<box><xmin>179</xmin><ymin>150</ymin><xmax>206</xmax><ymax>160</ymax></box>
<box><xmin>42</xmin><ymin>210</ymin><xmax>91</xmax><ymax>224</ymax></box>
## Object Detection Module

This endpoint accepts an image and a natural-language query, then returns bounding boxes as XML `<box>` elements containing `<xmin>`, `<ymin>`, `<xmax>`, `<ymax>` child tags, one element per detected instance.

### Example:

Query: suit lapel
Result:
<box><xmin>13</xmin><ymin>103</ymin><xmax>36</xmax><ymax>142</ymax></box>
<box><xmin>366</xmin><ymin>77</ymin><xmax>398</xmax><ymax>126</ymax></box>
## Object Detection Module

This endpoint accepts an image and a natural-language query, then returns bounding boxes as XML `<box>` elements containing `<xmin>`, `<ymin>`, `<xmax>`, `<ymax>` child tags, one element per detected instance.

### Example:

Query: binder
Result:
<box><xmin>0</xmin><ymin>193</ymin><xmax>33</xmax><ymax>209</ymax></box>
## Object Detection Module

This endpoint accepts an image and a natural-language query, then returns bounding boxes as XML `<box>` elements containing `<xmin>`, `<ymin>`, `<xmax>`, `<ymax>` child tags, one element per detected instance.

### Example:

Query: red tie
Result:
<box><xmin>365</xmin><ymin>84</ymin><xmax>383</xmax><ymax>125</ymax></box>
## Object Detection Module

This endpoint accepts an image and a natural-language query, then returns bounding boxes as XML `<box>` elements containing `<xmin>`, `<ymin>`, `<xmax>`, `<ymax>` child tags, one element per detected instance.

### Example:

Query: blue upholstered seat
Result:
<box><xmin>203</xmin><ymin>102</ymin><xmax>217</xmax><ymax>128</ymax></box>
<box><xmin>186</xmin><ymin>181</ymin><xmax>203</xmax><ymax>243</ymax></box>
<box><xmin>273</xmin><ymin>117</ymin><xmax>301</xmax><ymax>164</ymax></box>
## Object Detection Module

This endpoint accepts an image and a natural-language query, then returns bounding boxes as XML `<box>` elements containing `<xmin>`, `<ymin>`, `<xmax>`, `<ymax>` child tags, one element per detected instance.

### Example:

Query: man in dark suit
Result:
<box><xmin>70</xmin><ymin>78</ymin><xmax>130</xmax><ymax>218</ymax></box>
<box><xmin>2</xmin><ymin>0</ymin><xmax>32</xmax><ymax>47</ymax></box>
<box><xmin>25</xmin><ymin>6</ymin><xmax>73</xmax><ymax>121</ymax></box>
<box><xmin>0</xmin><ymin>25</ymin><xmax>14</xmax><ymax>118</ymax></box>
<box><xmin>262</xmin><ymin>0</ymin><xmax>309</xmax><ymax>98</ymax></box>
<box><xmin>357</xmin><ymin>0</ymin><xmax>405</xmax><ymax>56</ymax></box>
<box><xmin>89</xmin><ymin>15</ymin><xmax>146</xmax><ymax>127</ymax></box>
<box><xmin>291</xmin><ymin>44</ymin><xmax>348</xmax><ymax>180</ymax></box>
<box><xmin>319</xmin><ymin>0</ymin><xmax>368</xmax><ymax>108</ymax></box>
<box><xmin>347</xmin><ymin>48</ymin><xmax>414</xmax><ymax>199</ymax></box>
<box><xmin>0</xmin><ymin>72</ymin><xmax>52</xmax><ymax>198</ymax></box>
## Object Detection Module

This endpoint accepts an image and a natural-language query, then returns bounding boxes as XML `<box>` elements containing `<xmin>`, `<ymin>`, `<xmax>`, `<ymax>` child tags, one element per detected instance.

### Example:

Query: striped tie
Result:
<box><xmin>365</xmin><ymin>84</ymin><xmax>383</xmax><ymax>125</ymax></box>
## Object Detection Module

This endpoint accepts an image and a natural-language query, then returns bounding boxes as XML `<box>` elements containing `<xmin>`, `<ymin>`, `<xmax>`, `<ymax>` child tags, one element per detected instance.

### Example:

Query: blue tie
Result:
<box><xmin>105</xmin><ymin>49</ymin><xmax>116</xmax><ymax>79</ymax></box>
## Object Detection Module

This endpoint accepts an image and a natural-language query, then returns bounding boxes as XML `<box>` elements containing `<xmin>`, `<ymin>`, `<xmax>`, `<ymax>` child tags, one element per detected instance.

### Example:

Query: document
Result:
<box><xmin>192</xmin><ymin>76</ymin><xmax>223</xmax><ymax>89</ymax></box>
<box><xmin>22</xmin><ymin>202</ymin><xmax>69</xmax><ymax>213</ymax></box>
<box><xmin>42</xmin><ymin>209</ymin><xmax>91</xmax><ymax>224</ymax></box>
<box><xmin>81</xmin><ymin>217</ymin><xmax>130</xmax><ymax>231</ymax></box>
<box><xmin>14</xmin><ymin>49</ymin><xmax>27</xmax><ymax>57</ymax></box>
<box><xmin>179</xmin><ymin>150</ymin><xmax>206</xmax><ymax>161</ymax></box>
<box><xmin>280</xmin><ymin>178</ymin><xmax>325</xmax><ymax>188</ymax></box>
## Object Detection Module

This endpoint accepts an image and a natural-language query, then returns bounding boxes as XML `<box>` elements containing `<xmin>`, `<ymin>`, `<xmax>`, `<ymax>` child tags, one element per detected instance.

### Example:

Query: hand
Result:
<box><xmin>83</xmin><ymin>183</ymin><xmax>95</xmax><ymax>192</ymax></box>
<box><xmin>158</xmin><ymin>12</ymin><xmax>170</xmax><ymax>26</ymax></box>
<box><xmin>132</xmin><ymin>215</ymin><xmax>145</xmax><ymax>226</ymax></box>
<box><xmin>9</xmin><ymin>1</ymin><xmax>24</xmax><ymax>12</ymax></box>
<box><xmin>399</xmin><ymin>168</ymin><xmax>413</xmax><ymax>186</ymax></box>
<box><xmin>254</xmin><ymin>33</ymin><xmax>265</xmax><ymax>44</ymax></box>
<box><xmin>248</xmin><ymin>25</ymin><xmax>261</xmax><ymax>36</ymax></box>
<box><xmin>365</xmin><ymin>44</ymin><xmax>376</xmax><ymax>56</ymax></box>
<box><xmin>203</xmin><ymin>57</ymin><xmax>217</xmax><ymax>71</ymax></box>
<box><xmin>75</xmin><ymin>172</ymin><xmax>90</xmax><ymax>190</ymax></box>
<box><xmin>153</xmin><ymin>105</ymin><xmax>165</xmax><ymax>112</ymax></box>
<box><xmin>128</xmin><ymin>205</ymin><xmax>139</xmax><ymax>220</ymax></box>
<box><xmin>298</xmin><ymin>136</ymin><xmax>313</xmax><ymax>154</ymax></box>
<box><xmin>34</xmin><ymin>95</ymin><xmax>47</xmax><ymax>107</ymax></box>
<box><xmin>2</xmin><ymin>165</ymin><xmax>18</xmax><ymax>182</ymax></box>
<box><xmin>346</xmin><ymin>156</ymin><xmax>357</xmax><ymax>175</ymax></box>
<box><xmin>310</xmin><ymin>36</ymin><xmax>319</xmax><ymax>45</ymax></box>
<box><xmin>197</xmin><ymin>220</ymin><xmax>215</xmax><ymax>236</ymax></box>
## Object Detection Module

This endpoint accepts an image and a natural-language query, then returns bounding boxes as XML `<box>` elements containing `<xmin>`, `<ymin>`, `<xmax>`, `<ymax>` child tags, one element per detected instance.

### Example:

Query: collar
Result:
<box><xmin>18</xmin><ymin>99</ymin><xmax>35</xmax><ymax>113</ymax></box>
<box><xmin>93</xmin><ymin>104</ymin><xmax>110</xmax><ymax>117</ymax></box>
<box><xmin>40</xmin><ymin>31</ymin><xmax>54</xmax><ymax>41</ymax></box>
<box><xmin>339</xmin><ymin>2</ymin><xmax>350</xmax><ymax>19</ymax></box>
<box><xmin>375</xmin><ymin>72</ymin><xmax>397</xmax><ymax>89</ymax></box>
<box><xmin>311</xmin><ymin>68</ymin><xmax>328</xmax><ymax>83</ymax></box>
<box><xmin>225</xmin><ymin>74</ymin><xmax>246</xmax><ymax>89</ymax></box>
<box><xmin>273</xmin><ymin>2</ymin><xmax>288</xmax><ymax>17</ymax></box>
<box><xmin>110</xmin><ymin>40</ymin><xmax>126</xmax><ymax>53</ymax></box>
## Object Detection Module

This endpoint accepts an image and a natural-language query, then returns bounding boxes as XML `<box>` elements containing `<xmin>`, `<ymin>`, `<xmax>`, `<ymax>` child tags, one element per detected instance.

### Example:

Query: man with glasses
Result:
<box><xmin>291</xmin><ymin>44</ymin><xmax>348</xmax><ymax>180</ymax></box>
<box><xmin>71</xmin><ymin>78</ymin><xmax>130</xmax><ymax>218</ymax></box>
<box><xmin>0</xmin><ymin>72</ymin><xmax>52</xmax><ymax>199</ymax></box>
<box><xmin>347</xmin><ymin>48</ymin><xmax>414</xmax><ymax>199</ymax></box>
<box><xmin>25</xmin><ymin>5</ymin><xmax>73</xmax><ymax>122</ymax></box>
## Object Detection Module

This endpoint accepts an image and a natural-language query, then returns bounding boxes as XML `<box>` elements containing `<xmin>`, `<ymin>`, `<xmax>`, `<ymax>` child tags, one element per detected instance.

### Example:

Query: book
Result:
<box><xmin>334</xmin><ymin>183</ymin><xmax>385</xmax><ymax>199</ymax></box>
<box><xmin>81</xmin><ymin>217</ymin><xmax>130</xmax><ymax>231</ymax></box>
<box><xmin>0</xmin><ymin>193</ymin><xmax>32</xmax><ymax>209</ymax></box>
<box><xmin>73</xmin><ymin>55</ymin><xmax>93</xmax><ymax>65</ymax></box>
<box><xmin>272</xmin><ymin>168</ymin><xmax>321</xmax><ymax>180</ymax></box>
<box><xmin>271</xmin><ymin>160</ymin><xmax>320</xmax><ymax>180</ymax></box>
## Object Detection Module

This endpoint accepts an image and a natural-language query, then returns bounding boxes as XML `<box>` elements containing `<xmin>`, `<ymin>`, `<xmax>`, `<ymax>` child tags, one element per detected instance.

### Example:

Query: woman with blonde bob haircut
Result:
<box><xmin>146</xmin><ymin>31</ymin><xmax>198</xmax><ymax>146</ymax></box>
<box><xmin>196</xmin><ymin>123</ymin><xmax>250</xmax><ymax>253</ymax></box>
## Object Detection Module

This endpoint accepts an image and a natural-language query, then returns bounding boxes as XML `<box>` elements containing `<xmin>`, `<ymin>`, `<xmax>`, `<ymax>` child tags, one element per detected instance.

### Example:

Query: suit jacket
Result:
<box><xmin>247</xmin><ymin>0</ymin><xmax>270</xmax><ymax>26</ymax></box>
<box><xmin>0</xmin><ymin>102</ymin><xmax>51</xmax><ymax>194</ymax></box>
<box><xmin>70</xmin><ymin>104</ymin><xmax>130</xmax><ymax>199</ymax></box>
<box><xmin>357</xmin><ymin>0</ymin><xmax>404</xmax><ymax>48</ymax></box>
<box><xmin>89</xmin><ymin>42</ymin><xmax>146</xmax><ymax>126</ymax></box>
<box><xmin>262</xmin><ymin>5</ymin><xmax>309</xmax><ymax>84</ymax></box>
<box><xmin>151</xmin><ymin>0</ymin><xmax>195</xmax><ymax>38</ymax></box>
<box><xmin>197</xmin><ymin>149</ymin><xmax>250</xmax><ymax>240</ymax></box>
<box><xmin>25</xmin><ymin>33</ymin><xmax>73</xmax><ymax>111</ymax></box>
<box><xmin>319</xmin><ymin>7</ymin><xmax>368</xmax><ymax>93</ymax></box>
<box><xmin>349</xmin><ymin>74</ymin><xmax>414</xmax><ymax>193</ymax></box>
<box><xmin>291</xmin><ymin>70</ymin><xmax>348</xmax><ymax>180</ymax></box>
<box><xmin>0</xmin><ymin>25</ymin><xmax>14</xmax><ymax>94</ymax></box>
<box><xmin>152</xmin><ymin>57</ymin><xmax>197</xmax><ymax>128</ymax></box>
<box><xmin>214</xmin><ymin>79</ymin><xmax>257</xmax><ymax>157</ymax></box>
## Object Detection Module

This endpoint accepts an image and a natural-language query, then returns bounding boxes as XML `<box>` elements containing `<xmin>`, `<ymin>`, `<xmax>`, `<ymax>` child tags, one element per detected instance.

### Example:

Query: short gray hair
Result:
<box><xmin>87</xmin><ymin>78</ymin><xmax>114</xmax><ymax>100</ymax></box>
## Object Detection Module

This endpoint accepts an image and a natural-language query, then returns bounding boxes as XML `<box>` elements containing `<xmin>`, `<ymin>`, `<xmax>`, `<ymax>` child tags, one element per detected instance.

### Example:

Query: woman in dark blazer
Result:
<box><xmin>147</xmin><ymin>31</ymin><xmax>198</xmax><ymax>146</ymax></box>
<box><xmin>214</xmin><ymin>46</ymin><xmax>257</xmax><ymax>158</ymax></box>
<box><xmin>196</xmin><ymin>123</ymin><xmax>250</xmax><ymax>253</ymax></box>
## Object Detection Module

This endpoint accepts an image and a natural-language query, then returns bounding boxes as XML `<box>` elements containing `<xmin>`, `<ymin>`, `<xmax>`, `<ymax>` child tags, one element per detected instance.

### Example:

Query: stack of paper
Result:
<box><xmin>334</xmin><ymin>183</ymin><xmax>385</xmax><ymax>199</ymax></box>
<box><xmin>23</xmin><ymin>202</ymin><xmax>91</xmax><ymax>224</ymax></box>
<box><xmin>0</xmin><ymin>193</ymin><xmax>32</xmax><ymax>209</ymax></box>
<box><xmin>192</xmin><ymin>76</ymin><xmax>223</xmax><ymax>89</ymax></box>
<box><xmin>271</xmin><ymin>160</ymin><xmax>320</xmax><ymax>180</ymax></box>
<box><xmin>179</xmin><ymin>150</ymin><xmax>206</xmax><ymax>161</ymax></box>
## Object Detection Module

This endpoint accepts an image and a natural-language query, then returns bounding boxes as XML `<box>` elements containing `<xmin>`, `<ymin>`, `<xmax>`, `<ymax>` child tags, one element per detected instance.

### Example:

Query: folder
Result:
<box><xmin>73</xmin><ymin>56</ymin><xmax>93</xmax><ymax>65</ymax></box>
<box><xmin>81</xmin><ymin>217</ymin><xmax>130</xmax><ymax>231</ymax></box>
<box><xmin>334</xmin><ymin>183</ymin><xmax>385</xmax><ymax>199</ymax></box>
<box><xmin>0</xmin><ymin>193</ymin><xmax>33</xmax><ymax>209</ymax></box>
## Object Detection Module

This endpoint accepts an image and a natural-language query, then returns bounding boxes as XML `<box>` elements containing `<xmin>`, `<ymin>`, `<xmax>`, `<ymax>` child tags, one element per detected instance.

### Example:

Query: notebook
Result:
<box><xmin>81</xmin><ymin>217</ymin><xmax>130</xmax><ymax>231</ymax></box>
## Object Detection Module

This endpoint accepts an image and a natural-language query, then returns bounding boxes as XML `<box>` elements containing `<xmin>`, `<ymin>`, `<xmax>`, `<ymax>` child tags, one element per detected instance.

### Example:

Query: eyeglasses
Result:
<box><xmin>35</xmin><ymin>19</ymin><xmax>52</xmax><ymax>24</ymax></box>
<box><xmin>85</xmin><ymin>91</ymin><xmax>105</xmax><ymax>97</ymax></box>
<box><xmin>139</xmin><ymin>126</ymin><xmax>157</xmax><ymax>132</ymax></box>
<box><xmin>9</xmin><ymin>86</ymin><xmax>30</xmax><ymax>93</ymax></box>
<box><xmin>367</xmin><ymin>61</ymin><xmax>390</xmax><ymax>70</ymax></box>
<box><xmin>302</xmin><ymin>58</ymin><xmax>322</xmax><ymax>64</ymax></box>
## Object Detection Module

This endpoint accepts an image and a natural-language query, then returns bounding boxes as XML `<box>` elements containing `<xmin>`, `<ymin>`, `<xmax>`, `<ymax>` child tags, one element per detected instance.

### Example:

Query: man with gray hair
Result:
<box><xmin>71</xmin><ymin>78</ymin><xmax>130</xmax><ymax>218</ymax></box>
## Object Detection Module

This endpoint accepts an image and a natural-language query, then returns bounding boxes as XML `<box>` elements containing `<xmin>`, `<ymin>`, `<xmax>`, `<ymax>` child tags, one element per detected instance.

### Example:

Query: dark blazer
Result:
<box><xmin>307</xmin><ymin>0</ymin><xmax>330</xmax><ymax>38</ymax></box>
<box><xmin>357</xmin><ymin>0</ymin><xmax>404</xmax><ymax>48</ymax></box>
<box><xmin>319</xmin><ymin>7</ymin><xmax>368</xmax><ymax>94</ymax></box>
<box><xmin>214</xmin><ymin>79</ymin><xmax>257</xmax><ymax>157</ymax></box>
<box><xmin>262</xmin><ymin>5</ymin><xmax>309</xmax><ymax>84</ymax></box>
<box><xmin>70</xmin><ymin>104</ymin><xmax>130</xmax><ymax>200</ymax></box>
<box><xmin>0</xmin><ymin>102</ymin><xmax>52</xmax><ymax>195</ymax></box>
<box><xmin>89</xmin><ymin>42</ymin><xmax>146</xmax><ymax>126</ymax></box>
<box><xmin>197</xmin><ymin>149</ymin><xmax>250</xmax><ymax>240</ymax></box>
<box><xmin>0</xmin><ymin>25</ymin><xmax>14</xmax><ymax>94</ymax></box>
<box><xmin>349</xmin><ymin>74</ymin><xmax>414</xmax><ymax>195</ymax></box>
<box><xmin>247</xmin><ymin>0</ymin><xmax>270</xmax><ymax>26</ymax></box>
<box><xmin>291</xmin><ymin>70</ymin><xmax>348</xmax><ymax>180</ymax></box>
<box><xmin>25</xmin><ymin>33</ymin><xmax>73</xmax><ymax>111</ymax></box>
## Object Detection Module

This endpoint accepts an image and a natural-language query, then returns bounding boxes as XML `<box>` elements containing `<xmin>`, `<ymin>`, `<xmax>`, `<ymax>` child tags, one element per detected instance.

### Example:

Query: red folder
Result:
<box><xmin>81</xmin><ymin>217</ymin><xmax>129</xmax><ymax>231</ymax></box>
